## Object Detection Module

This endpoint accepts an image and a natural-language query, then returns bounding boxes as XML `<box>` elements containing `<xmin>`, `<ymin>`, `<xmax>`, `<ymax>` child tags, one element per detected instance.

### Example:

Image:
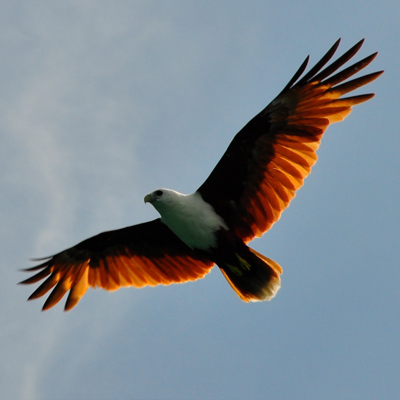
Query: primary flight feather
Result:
<box><xmin>20</xmin><ymin>39</ymin><xmax>383</xmax><ymax>311</ymax></box>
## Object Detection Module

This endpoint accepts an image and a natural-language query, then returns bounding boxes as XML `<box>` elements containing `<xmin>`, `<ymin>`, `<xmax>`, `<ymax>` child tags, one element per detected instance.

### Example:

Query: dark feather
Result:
<box><xmin>20</xmin><ymin>219</ymin><xmax>213</xmax><ymax>310</ymax></box>
<box><xmin>197</xmin><ymin>39</ymin><xmax>383</xmax><ymax>242</ymax></box>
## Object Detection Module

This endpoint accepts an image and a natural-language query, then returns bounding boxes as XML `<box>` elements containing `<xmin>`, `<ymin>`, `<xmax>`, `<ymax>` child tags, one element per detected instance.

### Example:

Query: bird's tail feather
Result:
<box><xmin>220</xmin><ymin>247</ymin><xmax>282</xmax><ymax>302</ymax></box>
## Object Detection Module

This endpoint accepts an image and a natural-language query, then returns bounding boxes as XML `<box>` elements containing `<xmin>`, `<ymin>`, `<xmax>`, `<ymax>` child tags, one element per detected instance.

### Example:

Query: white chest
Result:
<box><xmin>157</xmin><ymin>191</ymin><xmax>227</xmax><ymax>251</ymax></box>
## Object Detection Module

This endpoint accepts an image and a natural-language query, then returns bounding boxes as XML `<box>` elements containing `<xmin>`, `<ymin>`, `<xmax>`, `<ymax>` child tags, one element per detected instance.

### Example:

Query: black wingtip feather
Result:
<box><xmin>330</xmin><ymin>70</ymin><xmax>383</xmax><ymax>96</ymax></box>
<box><xmin>311</xmin><ymin>38</ymin><xmax>366</xmax><ymax>83</ymax></box>
<box><xmin>322</xmin><ymin>53</ymin><xmax>379</xmax><ymax>87</ymax></box>
<box><xmin>280</xmin><ymin>55</ymin><xmax>309</xmax><ymax>94</ymax></box>
<box><xmin>280</xmin><ymin>38</ymin><xmax>370</xmax><ymax>94</ymax></box>
<box><xmin>297</xmin><ymin>38</ymin><xmax>342</xmax><ymax>85</ymax></box>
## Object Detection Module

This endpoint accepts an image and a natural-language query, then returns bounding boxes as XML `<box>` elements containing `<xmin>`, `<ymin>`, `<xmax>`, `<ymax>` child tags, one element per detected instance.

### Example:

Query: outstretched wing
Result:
<box><xmin>197</xmin><ymin>39</ymin><xmax>383</xmax><ymax>242</ymax></box>
<box><xmin>20</xmin><ymin>219</ymin><xmax>214</xmax><ymax>311</ymax></box>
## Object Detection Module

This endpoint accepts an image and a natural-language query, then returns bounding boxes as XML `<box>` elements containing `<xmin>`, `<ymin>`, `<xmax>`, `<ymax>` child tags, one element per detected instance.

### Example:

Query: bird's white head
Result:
<box><xmin>144</xmin><ymin>188</ymin><xmax>226</xmax><ymax>250</ymax></box>
<box><xmin>144</xmin><ymin>188</ymin><xmax>185</xmax><ymax>215</ymax></box>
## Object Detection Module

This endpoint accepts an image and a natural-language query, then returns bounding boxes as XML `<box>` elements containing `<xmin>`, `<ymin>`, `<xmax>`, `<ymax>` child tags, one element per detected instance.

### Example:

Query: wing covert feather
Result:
<box><xmin>20</xmin><ymin>219</ymin><xmax>214</xmax><ymax>310</ymax></box>
<box><xmin>198</xmin><ymin>39</ymin><xmax>382</xmax><ymax>242</ymax></box>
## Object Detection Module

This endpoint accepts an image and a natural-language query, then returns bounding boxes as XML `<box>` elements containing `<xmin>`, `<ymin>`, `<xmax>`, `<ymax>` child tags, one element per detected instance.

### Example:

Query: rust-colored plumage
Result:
<box><xmin>198</xmin><ymin>39</ymin><xmax>382</xmax><ymax>243</ymax></box>
<box><xmin>20</xmin><ymin>39</ymin><xmax>382</xmax><ymax>310</ymax></box>
<box><xmin>22</xmin><ymin>220</ymin><xmax>213</xmax><ymax>310</ymax></box>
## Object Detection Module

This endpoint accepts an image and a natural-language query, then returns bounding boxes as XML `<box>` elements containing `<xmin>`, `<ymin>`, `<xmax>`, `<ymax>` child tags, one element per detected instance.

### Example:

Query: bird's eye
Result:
<box><xmin>155</xmin><ymin>190</ymin><xmax>163</xmax><ymax>196</ymax></box>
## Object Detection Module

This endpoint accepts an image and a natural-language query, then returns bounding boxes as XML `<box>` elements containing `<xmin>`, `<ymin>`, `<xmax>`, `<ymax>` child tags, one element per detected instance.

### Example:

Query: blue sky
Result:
<box><xmin>2</xmin><ymin>1</ymin><xmax>399</xmax><ymax>399</ymax></box>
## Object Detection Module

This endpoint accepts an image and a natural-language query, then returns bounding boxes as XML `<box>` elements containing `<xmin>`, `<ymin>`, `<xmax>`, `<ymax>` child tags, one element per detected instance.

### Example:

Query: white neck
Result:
<box><xmin>153</xmin><ymin>190</ymin><xmax>228</xmax><ymax>251</ymax></box>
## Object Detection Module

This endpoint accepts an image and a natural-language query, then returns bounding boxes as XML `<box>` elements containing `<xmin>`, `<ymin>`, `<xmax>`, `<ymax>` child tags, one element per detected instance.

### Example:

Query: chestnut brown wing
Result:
<box><xmin>198</xmin><ymin>39</ymin><xmax>382</xmax><ymax>242</ymax></box>
<box><xmin>20</xmin><ymin>219</ymin><xmax>214</xmax><ymax>311</ymax></box>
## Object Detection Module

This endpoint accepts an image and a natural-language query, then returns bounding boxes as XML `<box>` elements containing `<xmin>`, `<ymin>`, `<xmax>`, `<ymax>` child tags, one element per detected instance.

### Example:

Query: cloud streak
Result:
<box><xmin>1</xmin><ymin>2</ymin><xmax>399</xmax><ymax>400</ymax></box>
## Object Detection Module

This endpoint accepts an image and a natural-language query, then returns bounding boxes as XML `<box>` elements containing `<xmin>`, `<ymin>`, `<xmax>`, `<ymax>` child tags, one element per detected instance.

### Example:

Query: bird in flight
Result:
<box><xmin>20</xmin><ymin>39</ymin><xmax>382</xmax><ymax>311</ymax></box>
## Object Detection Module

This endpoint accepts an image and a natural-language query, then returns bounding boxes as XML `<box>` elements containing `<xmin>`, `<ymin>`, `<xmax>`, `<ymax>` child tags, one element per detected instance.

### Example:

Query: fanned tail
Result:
<box><xmin>220</xmin><ymin>247</ymin><xmax>282</xmax><ymax>302</ymax></box>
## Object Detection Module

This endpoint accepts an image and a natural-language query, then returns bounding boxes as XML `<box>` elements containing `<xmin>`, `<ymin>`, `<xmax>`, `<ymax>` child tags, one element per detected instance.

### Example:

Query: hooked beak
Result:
<box><xmin>144</xmin><ymin>194</ymin><xmax>153</xmax><ymax>204</ymax></box>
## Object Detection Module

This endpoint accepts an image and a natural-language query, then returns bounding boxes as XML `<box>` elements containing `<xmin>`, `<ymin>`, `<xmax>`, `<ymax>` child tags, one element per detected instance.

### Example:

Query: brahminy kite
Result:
<box><xmin>20</xmin><ymin>39</ymin><xmax>382</xmax><ymax>311</ymax></box>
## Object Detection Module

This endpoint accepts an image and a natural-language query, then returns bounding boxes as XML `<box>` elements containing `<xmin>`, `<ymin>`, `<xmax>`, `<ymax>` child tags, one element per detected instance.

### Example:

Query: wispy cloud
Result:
<box><xmin>1</xmin><ymin>2</ymin><xmax>398</xmax><ymax>400</ymax></box>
